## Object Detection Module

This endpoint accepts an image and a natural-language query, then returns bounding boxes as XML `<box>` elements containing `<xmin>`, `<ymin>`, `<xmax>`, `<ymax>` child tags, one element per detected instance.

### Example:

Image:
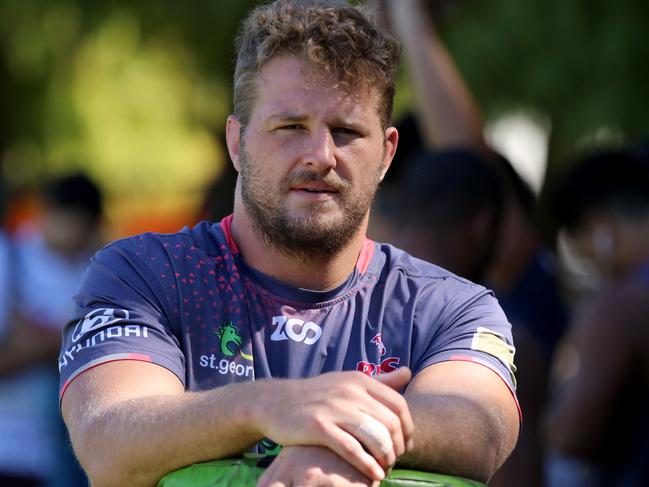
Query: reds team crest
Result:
<box><xmin>357</xmin><ymin>333</ymin><xmax>400</xmax><ymax>376</ymax></box>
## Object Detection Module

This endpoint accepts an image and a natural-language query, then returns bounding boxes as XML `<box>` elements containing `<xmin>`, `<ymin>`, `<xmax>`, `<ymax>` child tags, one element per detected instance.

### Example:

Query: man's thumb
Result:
<box><xmin>375</xmin><ymin>366</ymin><xmax>412</xmax><ymax>390</ymax></box>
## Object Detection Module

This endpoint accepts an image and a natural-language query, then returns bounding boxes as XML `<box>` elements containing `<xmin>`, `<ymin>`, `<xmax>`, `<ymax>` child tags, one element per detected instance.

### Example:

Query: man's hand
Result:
<box><xmin>257</xmin><ymin>446</ymin><xmax>380</xmax><ymax>487</ymax></box>
<box><xmin>252</xmin><ymin>368</ymin><xmax>414</xmax><ymax>481</ymax></box>
<box><xmin>62</xmin><ymin>363</ymin><xmax>413</xmax><ymax>486</ymax></box>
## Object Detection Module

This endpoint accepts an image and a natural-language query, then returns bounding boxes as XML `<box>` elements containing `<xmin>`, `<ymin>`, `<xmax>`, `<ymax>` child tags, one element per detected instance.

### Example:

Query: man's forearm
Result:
<box><xmin>70</xmin><ymin>382</ymin><xmax>263</xmax><ymax>487</ymax></box>
<box><xmin>396</xmin><ymin>361</ymin><xmax>519</xmax><ymax>483</ymax></box>
<box><xmin>65</xmin><ymin>366</ymin><xmax>414</xmax><ymax>486</ymax></box>
<box><xmin>398</xmin><ymin>392</ymin><xmax>513</xmax><ymax>482</ymax></box>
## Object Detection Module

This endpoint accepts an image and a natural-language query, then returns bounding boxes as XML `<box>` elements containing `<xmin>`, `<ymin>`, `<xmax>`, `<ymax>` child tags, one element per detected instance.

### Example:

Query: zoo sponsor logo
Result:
<box><xmin>270</xmin><ymin>316</ymin><xmax>322</xmax><ymax>345</ymax></box>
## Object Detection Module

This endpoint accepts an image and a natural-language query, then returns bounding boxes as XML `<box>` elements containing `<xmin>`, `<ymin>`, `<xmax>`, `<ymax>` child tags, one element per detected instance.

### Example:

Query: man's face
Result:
<box><xmin>566</xmin><ymin>214</ymin><xmax>617</xmax><ymax>280</ymax></box>
<box><xmin>227</xmin><ymin>55</ymin><xmax>397</xmax><ymax>259</ymax></box>
<box><xmin>42</xmin><ymin>206</ymin><xmax>98</xmax><ymax>257</ymax></box>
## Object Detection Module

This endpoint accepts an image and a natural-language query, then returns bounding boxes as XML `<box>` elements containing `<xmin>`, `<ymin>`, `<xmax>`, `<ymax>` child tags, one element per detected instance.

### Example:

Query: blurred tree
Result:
<box><xmin>0</xmin><ymin>0</ymin><xmax>647</xmax><ymax>233</ymax></box>
<box><xmin>437</xmin><ymin>0</ymin><xmax>649</xmax><ymax>170</ymax></box>
<box><xmin>0</xmin><ymin>0</ymin><xmax>256</xmax><ymax>234</ymax></box>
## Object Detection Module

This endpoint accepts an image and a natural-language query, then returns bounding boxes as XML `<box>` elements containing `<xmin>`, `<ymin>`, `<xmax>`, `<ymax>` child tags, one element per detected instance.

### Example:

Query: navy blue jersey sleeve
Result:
<box><xmin>412</xmin><ymin>278</ymin><xmax>517</xmax><ymax>393</ymax></box>
<box><xmin>58</xmin><ymin>239</ymin><xmax>185</xmax><ymax>398</ymax></box>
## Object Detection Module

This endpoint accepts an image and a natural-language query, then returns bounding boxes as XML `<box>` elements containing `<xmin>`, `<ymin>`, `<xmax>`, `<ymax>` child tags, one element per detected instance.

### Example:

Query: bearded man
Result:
<box><xmin>59</xmin><ymin>2</ymin><xmax>520</xmax><ymax>486</ymax></box>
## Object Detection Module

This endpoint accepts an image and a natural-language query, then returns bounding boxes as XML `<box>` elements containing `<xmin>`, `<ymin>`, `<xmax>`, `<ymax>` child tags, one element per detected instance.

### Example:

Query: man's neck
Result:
<box><xmin>229</xmin><ymin>208</ymin><xmax>368</xmax><ymax>291</ymax></box>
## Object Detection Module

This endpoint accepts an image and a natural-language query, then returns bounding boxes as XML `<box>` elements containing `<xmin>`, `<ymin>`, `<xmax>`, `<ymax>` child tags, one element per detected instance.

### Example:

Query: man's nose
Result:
<box><xmin>302</xmin><ymin>128</ymin><xmax>336</xmax><ymax>171</ymax></box>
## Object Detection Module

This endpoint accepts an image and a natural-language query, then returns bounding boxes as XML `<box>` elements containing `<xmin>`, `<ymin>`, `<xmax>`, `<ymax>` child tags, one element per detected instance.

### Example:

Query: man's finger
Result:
<box><xmin>357</xmin><ymin>398</ymin><xmax>406</xmax><ymax>458</ymax></box>
<box><xmin>368</xmin><ymin>369</ymin><xmax>415</xmax><ymax>451</ymax></box>
<box><xmin>257</xmin><ymin>452</ymin><xmax>285</xmax><ymax>487</ymax></box>
<box><xmin>352</xmin><ymin>415</ymin><xmax>396</xmax><ymax>467</ymax></box>
<box><xmin>374</xmin><ymin>366</ymin><xmax>411</xmax><ymax>391</ymax></box>
<box><xmin>320</xmin><ymin>424</ymin><xmax>386</xmax><ymax>482</ymax></box>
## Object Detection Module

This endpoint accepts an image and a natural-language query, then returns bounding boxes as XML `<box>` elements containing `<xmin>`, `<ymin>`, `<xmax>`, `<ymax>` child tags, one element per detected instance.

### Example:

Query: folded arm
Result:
<box><xmin>257</xmin><ymin>360</ymin><xmax>520</xmax><ymax>486</ymax></box>
<box><xmin>399</xmin><ymin>360</ymin><xmax>520</xmax><ymax>482</ymax></box>
<box><xmin>61</xmin><ymin>362</ymin><xmax>414</xmax><ymax>487</ymax></box>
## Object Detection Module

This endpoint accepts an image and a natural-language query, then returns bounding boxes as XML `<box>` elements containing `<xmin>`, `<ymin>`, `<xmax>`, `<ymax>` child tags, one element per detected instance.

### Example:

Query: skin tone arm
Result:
<box><xmin>385</xmin><ymin>0</ymin><xmax>488</xmax><ymax>152</ymax></box>
<box><xmin>544</xmin><ymin>283</ymin><xmax>647</xmax><ymax>457</ymax></box>
<box><xmin>258</xmin><ymin>361</ymin><xmax>520</xmax><ymax>486</ymax></box>
<box><xmin>61</xmin><ymin>362</ymin><xmax>414</xmax><ymax>487</ymax></box>
<box><xmin>258</xmin><ymin>446</ymin><xmax>381</xmax><ymax>487</ymax></box>
<box><xmin>398</xmin><ymin>361</ymin><xmax>519</xmax><ymax>482</ymax></box>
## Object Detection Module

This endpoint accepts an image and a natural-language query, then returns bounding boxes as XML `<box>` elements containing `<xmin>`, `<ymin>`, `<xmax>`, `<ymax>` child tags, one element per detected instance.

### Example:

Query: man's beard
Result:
<box><xmin>239</xmin><ymin>146</ymin><xmax>383</xmax><ymax>262</ymax></box>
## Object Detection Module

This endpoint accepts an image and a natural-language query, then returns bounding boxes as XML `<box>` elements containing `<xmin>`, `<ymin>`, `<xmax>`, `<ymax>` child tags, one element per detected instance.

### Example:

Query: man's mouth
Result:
<box><xmin>287</xmin><ymin>171</ymin><xmax>350</xmax><ymax>197</ymax></box>
<box><xmin>298</xmin><ymin>188</ymin><xmax>333</xmax><ymax>193</ymax></box>
<box><xmin>291</xmin><ymin>184</ymin><xmax>339</xmax><ymax>194</ymax></box>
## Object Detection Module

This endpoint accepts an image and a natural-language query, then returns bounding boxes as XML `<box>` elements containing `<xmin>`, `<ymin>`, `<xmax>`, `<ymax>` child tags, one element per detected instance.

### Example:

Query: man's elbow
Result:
<box><xmin>70</xmin><ymin>427</ymin><xmax>112</xmax><ymax>487</ymax></box>
<box><xmin>459</xmin><ymin>397</ymin><xmax>519</xmax><ymax>481</ymax></box>
<box><xmin>464</xmin><ymin>397</ymin><xmax>520</xmax><ymax>482</ymax></box>
<box><xmin>69</xmin><ymin>416</ymin><xmax>156</xmax><ymax>487</ymax></box>
<box><xmin>402</xmin><ymin>394</ymin><xmax>519</xmax><ymax>482</ymax></box>
<box><xmin>460</xmin><ymin>417</ymin><xmax>518</xmax><ymax>482</ymax></box>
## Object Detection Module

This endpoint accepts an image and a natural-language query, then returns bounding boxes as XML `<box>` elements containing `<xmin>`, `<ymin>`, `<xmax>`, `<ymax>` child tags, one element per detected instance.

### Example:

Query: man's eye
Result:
<box><xmin>279</xmin><ymin>124</ymin><xmax>303</xmax><ymax>130</ymax></box>
<box><xmin>333</xmin><ymin>127</ymin><xmax>361</xmax><ymax>137</ymax></box>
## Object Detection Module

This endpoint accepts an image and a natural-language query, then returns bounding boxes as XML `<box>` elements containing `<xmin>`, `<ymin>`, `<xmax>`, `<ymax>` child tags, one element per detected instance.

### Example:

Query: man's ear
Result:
<box><xmin>226</xmin><ymin>115</ymin><xmax>243</xmax><ymax>172</ymax></box>
<box><xmin>379</xmin><ymin>126</ymin><xmax>399</xmax><ymax>182</ymax></box>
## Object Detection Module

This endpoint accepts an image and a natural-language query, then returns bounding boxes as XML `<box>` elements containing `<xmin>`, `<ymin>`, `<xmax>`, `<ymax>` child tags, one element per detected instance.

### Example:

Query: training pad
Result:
<box><xmin>158</xmin><ymin>457</ymin><xmax>487</xmax><ymax>486</ymax></box>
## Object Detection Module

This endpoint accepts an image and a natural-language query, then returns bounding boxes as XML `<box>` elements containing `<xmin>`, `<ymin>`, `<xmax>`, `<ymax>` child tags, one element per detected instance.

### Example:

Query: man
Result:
<box><xmin>59</xmin><ymin>1</ymin><xmax>520</xmax><ymax>486</ymax></box>
<box><xmin>545</xmin><ymin>147</ymin><xmax>649</xmax><ymax>486</ymax></box>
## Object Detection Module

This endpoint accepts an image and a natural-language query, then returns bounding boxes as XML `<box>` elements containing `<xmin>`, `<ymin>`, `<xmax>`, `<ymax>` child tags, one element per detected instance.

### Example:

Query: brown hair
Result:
<box><xmin>233</xmin><ymin>0</ymin><xmax>400</xmax><ymax>129</ymax></box>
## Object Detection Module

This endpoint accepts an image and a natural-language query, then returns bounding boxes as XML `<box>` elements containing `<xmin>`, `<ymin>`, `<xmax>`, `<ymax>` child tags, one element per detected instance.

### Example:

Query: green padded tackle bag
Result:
<box><xmin>158</xmin><ymin>457</ymin><xmax>486</xmax><ymax>487</ymax></box>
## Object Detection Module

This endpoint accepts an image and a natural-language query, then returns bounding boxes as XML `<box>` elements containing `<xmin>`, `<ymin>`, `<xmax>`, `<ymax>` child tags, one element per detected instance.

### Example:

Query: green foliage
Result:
<box><xmin>0</xmin><ymin>0</ymin><xmax>647</xmax><ymax>205</ymax></box>
<box><xmin>439</xmin><ymin>0</ymin><xmax>649</xmax><ymax>164</ymax></box>
<box><xmin>0</xmin><ymin>0</ymin><xmax>256</xmax><ymax>222</ymax></box>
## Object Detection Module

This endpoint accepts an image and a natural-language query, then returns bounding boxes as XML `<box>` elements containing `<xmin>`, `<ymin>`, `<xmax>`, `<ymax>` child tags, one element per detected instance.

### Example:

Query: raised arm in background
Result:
<box><xmin>384</xmin><ymin>0</ymin><xmax>488</xmax><ymax>152</ymax></box>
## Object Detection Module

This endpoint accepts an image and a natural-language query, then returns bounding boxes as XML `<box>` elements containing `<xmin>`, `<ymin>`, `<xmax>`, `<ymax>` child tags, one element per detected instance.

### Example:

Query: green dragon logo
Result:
<box><xmin>215</xmin><ymin>322</ymin><xmax>243</xmax><ymax>357</ymax></box>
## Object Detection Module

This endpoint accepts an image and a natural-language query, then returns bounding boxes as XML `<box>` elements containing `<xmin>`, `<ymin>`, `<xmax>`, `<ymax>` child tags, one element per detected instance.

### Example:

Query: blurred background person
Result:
<box><xmin>0</xmin><ymin>172</ymin><xmax>103</xmax><ymax>486</ymax></box>
<box><xmin>485</xmin><ymin>155</ymin><xmax>568</xmax><ymax>363</ymax></box>
<box><xmin>0</xmin><ymin>177</ymin><xmax>10</xmax><ymax>346</ymax></box>
<box><xmin>392</xmin><ymin>148</ymin><xmax>504</xmax><ymax>283</ymax></box>
<box><xmin>545</xmin><ymin>145</ymin><xmax>649</xmax><ymax>487</ymax></box>
<box><xmin>373</xmin><ymin>2</ymin><xmax>569</xmax><ymax>485</ymax></box>
<box><xmin>484</xmin><ymin>155</ymin><xmax>568</xmax><ymax>487</ymax></box>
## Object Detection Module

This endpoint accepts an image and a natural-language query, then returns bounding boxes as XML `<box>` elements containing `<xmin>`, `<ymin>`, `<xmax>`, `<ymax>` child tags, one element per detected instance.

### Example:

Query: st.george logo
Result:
<box><xmin>202</xmin><ymin>323</ymin><xmax>253</xmax><ymax>376</ymax></box>
<box><xmin>71</xmin><ymin>308</ymin><xmax>130</xmax><ymax>343</ymax></box>
<box><xmin>215</xmin><ymin>322</ymin><xmax>243</xmax><ymax>357</ymax></box>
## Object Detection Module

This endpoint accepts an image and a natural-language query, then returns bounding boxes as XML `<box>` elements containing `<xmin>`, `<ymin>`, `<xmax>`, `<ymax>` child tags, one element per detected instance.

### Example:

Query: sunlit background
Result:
<box><xmin>1</xmin><ymin>0</ymin><xmax>647</xmax><ymax>238</ymax></box>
